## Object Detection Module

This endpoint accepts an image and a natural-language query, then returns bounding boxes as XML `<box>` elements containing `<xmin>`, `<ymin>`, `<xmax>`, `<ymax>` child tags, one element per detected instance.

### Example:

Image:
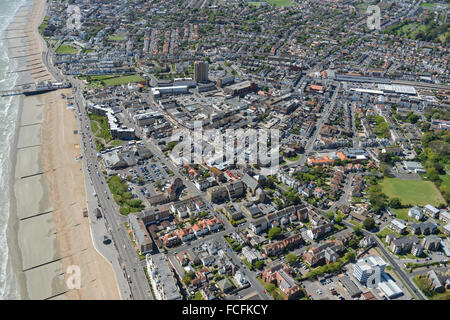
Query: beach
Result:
<box><xmin>5</xmin><ymin>0</ymin><xmax>120</xmax><ymax>299</ymax></box>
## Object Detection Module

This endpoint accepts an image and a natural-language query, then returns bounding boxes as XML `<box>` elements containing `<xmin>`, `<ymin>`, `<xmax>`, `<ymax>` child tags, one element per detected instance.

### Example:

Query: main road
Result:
<box><xmin>72</xmin><ymin>79</ymin><xmax>154</xmax><ymax>300</ymax></box>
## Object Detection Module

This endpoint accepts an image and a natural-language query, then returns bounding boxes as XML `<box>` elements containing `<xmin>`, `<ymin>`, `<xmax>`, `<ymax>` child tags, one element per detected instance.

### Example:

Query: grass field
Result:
<box><xmin>380</xmin><ymin>178</ymin><xmax>445</xmax><ymax>207</ymax></box>
<box><xmin>108</xmin><ymin>35</ymin><xmax>124</xmax><ymax>41</ymax></box>
<box><xmin>103</xmin><ymin>75</ymin><xmax>145</xmax><ymax>86</ymax></box>
<box><xmin>55</xmin><ymin>44</ymin><xmax>78</xmax><ymax>55</ymax></box>
<box><xmin>266</xmin><ymin>0</ymin><xmax>294</xmax><ymax>6</ymax></box>
<box><xmin>392</xmin><ymin>208</ymin><xmax>416</xmax><ymax>222</ymax></box>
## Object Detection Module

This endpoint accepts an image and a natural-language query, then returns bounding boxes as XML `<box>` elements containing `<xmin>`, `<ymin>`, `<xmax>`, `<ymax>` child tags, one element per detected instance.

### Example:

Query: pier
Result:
<box><xmin>0</xmin><ymin>81</ymin><xmax>71</xmax><ymax>97</ymax></box>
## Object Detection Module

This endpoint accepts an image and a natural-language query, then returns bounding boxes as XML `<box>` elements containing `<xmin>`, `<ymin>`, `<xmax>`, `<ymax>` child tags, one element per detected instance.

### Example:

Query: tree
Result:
<box><xmin>266</xmin><ymin>283</ymin><xmax>277</xmax><ymax>293</ymax></box>
<box><xmin>363</xmin><ymin>217</ymin><xmax>375</xmax><ymax>231</ymax></box>
<box><xmin>389</xmin><ymin>198</ymin><xmax>402</xmax><ymax>209</ymax></box>
<box><xmin>167</xmin><ymin>141</ymin><xmax>178</xmax><ymax>151</ymax></box>
<box><xmin>353</xmin><ymin>226</ymin><xmax>363</xmax><ymax>237</ymax></box>
<box><xmin>155</xmin><ymin>180</ymin><xmax>163</xmax><ymax>189</ymax></box>
<box><xmin>182</xmin><ymin>271</ymin><xmax>196</xmax><ymax>285</ymax></box>
<box><xmin>286</xmin><ymin>254</ymin><xmax>297</xmax><ymax>264</ymax></box>
<box><xmin>348</xmin><ymin>238</ymin><xmax>359</xmax><ymax>249</ymax></box>
<box><xmin>335</xmin><ymin>212</ymin><xmax>344</xmax><ymax>224</ymax></box>
<box><xmin>136</xmin><ymin>177</ymin><xmax>145</xmax><ymax>185</ymax></box>
<box><xmin>268</xmin><ymin>227</ymin><xmax>282</xmax><ymax>240</ymax></box>
<box><xmin>253</xmin><ymin>260</ymin><xmax>264</xmax><ymax>269</ymax></box>
<box><xmin>326</xmin><ymin>211</ymin><xmax>335</xmax><ymax>221</ymax></box>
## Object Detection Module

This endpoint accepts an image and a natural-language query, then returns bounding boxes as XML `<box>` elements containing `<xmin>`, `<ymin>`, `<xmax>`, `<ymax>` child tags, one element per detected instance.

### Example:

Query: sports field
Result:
<box><xmin>380</xmin><ymin>177</ymin><xmax>445</xmax><ymax>207</ymax></box>
<box><xmin>265</xmin><ymin>0</ymin><xmax>294</xmax><ymax>7</ymax></box>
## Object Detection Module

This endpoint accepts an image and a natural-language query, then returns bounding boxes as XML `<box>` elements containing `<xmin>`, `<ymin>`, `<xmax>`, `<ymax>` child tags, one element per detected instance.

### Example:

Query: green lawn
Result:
<box><xmin>55</xmin><ymin>44</ymin><xmax>78</xmax><ymax>55</ymax></box>
<box><xmin>193</xmin><ymin>291</ymin><xmax>204</xmax><ymax>300</ymax></box>
<box><xmin>103</xmin><ymin>75</ymin><xmax>145</xmax><ymax>86</ymax></box>
<box><xmin>108</xmin><ymin>35</ymin><xmax>124</xmax><ymax>41</ymax></box>
<box><xmin>380</xmin><ymin>178</ymin><xmax>445</xmax><ymax>207</ymax></box>
<box><xmin>377</xmin><ymin>227</ymin><xmax>405</xmax><ymax>242</ymax></box>
<box><xmin>108</xmin><ymin>176</ymin><xmax>145</xmax><ymax>215</ymax></box>
<box><xmin>392</xmin><ymin>208</ymin><xmax>416</xmax><ymax>222</ymax></box>
<box><xmin>266</xmin><ymin>0</ymin><xmax>294</xmax><ymax>6</ymax></box>
<box><xmin>257</xmin><ymin>277</ymin><xmax>286</xmax><ymax>300</ymax></box>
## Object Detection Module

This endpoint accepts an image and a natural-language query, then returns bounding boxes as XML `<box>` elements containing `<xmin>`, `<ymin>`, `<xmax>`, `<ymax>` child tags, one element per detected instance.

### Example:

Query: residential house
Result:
<box><xmin>408</xmin><ymin>206</ymin><xmax>424</xmax><ymax>221</ymax></box>
<box><xmin>424</xmin><ymin>204</ymin><xmax>440</xmax><ymax>219</ymax></box>
<box><xmin>423</xmin><ymin>235</ymin><xmax>442</xmax><ymax>251</ymax></box>
<box><xmin>249</xmin><ymin>218</ymin><xmax>268</xmax><ymax>235</ymax></box>
<box><xmin>302</xmin><ymin>240</ymin><xmax>346</xmax><ymax>266</ymax></box>
<box><xmin>390</xmin><ymin>220</ymin><xmax>407</xmax><ymax>234</ymax></box>
<box><xmin>261</xmin><ymin>263</ymin><xmax>303</xmax><ymax>300</ymax></box>
<box><xmin>262</xmin><ymin>234</ymin><xmax>303</xmax><ymax>257</ymax></box>
<box><xmin>410</xmin><ymin>222</ymin><xmax>438</xmax><ymax>235</ymax></box>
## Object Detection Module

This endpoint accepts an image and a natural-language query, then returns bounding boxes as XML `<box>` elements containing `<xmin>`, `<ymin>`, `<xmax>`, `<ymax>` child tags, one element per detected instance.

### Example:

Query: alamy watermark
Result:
<box><xmin>367</xmin><ymin>5</ymin><xmax>381</xmax><ymax>30</ymax></box>
<box><xmin>170</xmin><ymin>122</ymin><xmax>280</xmax><ymax>175</ymax></box>
<box><xmin>67</xmin><ymin>5</ymin><xmax>82</xmax><ymax>31</ymax></box>
<box><xmin>66</xmin><ymin>265</ymin><xmax>81</xmax><ymax>290</ymax></box>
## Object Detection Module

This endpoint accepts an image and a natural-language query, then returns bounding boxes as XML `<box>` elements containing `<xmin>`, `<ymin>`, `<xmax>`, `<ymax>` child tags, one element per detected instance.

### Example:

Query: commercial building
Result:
<box><xmin>223</xmin><ymin>81</ymin><xmax>257</xmax><ymax>96</ymax></box>
<box><xmin>353</xmin><ymin>255</ymin><xmax>387</xmax><ymax>284</ymax></box>
<box><xmin>378</xmin><ymin>273</ymin><xmax>403</xmax><ymax>299</ymax></box>
<box><xmin>194</xmin><ymin>61</ymin><xmax>209</xmax><ymax>83</ymax></box>
<box><xmin>146</xmin><ymin>253</ymin><xmax>182</xmax><ymax>300</ymax></box>
<box><xmin>403</xmin><ymin>161</ymin><xmax>426</xmax><ymax>174</ymax></box>
<box><xmin>151</xmin><ymin>85</ymin><xmax>188</xmax><ymax>98</ymax></box>
<box><xmin>338</xmin><ymin>276</ymin><xmax>362</xmax><ymax>298</ymax></box>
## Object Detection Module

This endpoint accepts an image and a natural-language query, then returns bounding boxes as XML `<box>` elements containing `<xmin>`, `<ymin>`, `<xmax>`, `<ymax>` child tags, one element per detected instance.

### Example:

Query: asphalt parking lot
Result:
<box><xmin>302</xmin><ymin>274</ymin><xmax>352</xmax><ymax>300</ymax></box>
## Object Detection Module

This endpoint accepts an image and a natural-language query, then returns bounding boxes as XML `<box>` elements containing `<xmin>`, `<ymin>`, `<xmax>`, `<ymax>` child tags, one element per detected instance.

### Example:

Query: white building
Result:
<box><xmin>234</xmin><ymin>270</ymin><xmax>248</xmax><ymax>286</ymax></box>
<box><xmin>146</xmin><ymin>253</ymin><xmax>182</xmax><ymax>300</ymax></box>
<box><xmin>424</xmin><ymin>204</ymin><xmax>440</xmax><ymax>218</ymax></box>
<box><xmin>353</xmin><ymin>255</ymin><xmax>387</xmax><ymax>284</ymax></box>
<box><xmin>408</xmin><ymin>206</ymin><xmax>424</xmax><ymax>221</ymax></box>
<box><xmin>390</xmin><ymin>219</ymin><xmax>407</xmax><ymax>234</ymax></box>
<box><xmin>378</xmin><ymin>273</ymin><xmax>404</xmax><ymax>299</ymax></box>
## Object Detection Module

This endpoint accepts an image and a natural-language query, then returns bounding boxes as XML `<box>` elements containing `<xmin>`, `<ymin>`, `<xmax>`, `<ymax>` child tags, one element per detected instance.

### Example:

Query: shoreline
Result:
<box><xmin>5</xmin><ymin>0</ymin><xmax>120</xmax><ymax>300</ymax></box>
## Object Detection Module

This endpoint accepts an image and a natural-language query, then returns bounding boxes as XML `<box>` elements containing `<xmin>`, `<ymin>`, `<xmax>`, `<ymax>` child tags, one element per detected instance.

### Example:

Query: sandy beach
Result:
<box><xmin>6</xmin><ymin>0</ymin><xmax>120</xmax><ymax>299</ymax></box>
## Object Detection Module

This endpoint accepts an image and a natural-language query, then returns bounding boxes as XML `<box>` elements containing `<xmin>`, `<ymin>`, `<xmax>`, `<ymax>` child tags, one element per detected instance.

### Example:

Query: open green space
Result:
<box><xmin>108</xmin><ymin>35</ymin><xmax>124</xmax><ymax>41</ymax></box>
<box><xmin>380</xmin><ymin>177</ymin><xmax>445</xmax><ymax>207</ymax></box>
<box><xmin>392</xmin><ymin>208</ymin><xmax>416</xmax><ymax>222</ymax></box>
<box><xmin>88</xmin><ymin>113</ymin><xmax>123</xmax><ymax>151</ymax></box>
<box><xmin>38</xmin><ymin>16</ymin><xmax>50</xmax><ymax>35</ymax></box>
<box><xmin>377</xmin><ymin>227</ymin><xmax>405</xmax><ymax>242</ymax></box>
<box><xmin>248</xmin><ymin>1</ymin><xmax>264</xmax><ymax>6</ymax></box>
<box><xmin>108</xmin><ymin>176</ymin><xmax>145</xmax><ymax>215</ymax></box>
<box><xmin>80</xmin><ymin>74</ymin><xmax>145</xmax><ymax>87</ymax></box>
<box><xmin>287</xmin><ymin>155</ymin><xmax>300</xmax><ymax>162</ymax></box>
<box><xmin>383</xmin><ymin>12</ymin><xmax>449</xmax><ymax>44</ymax></box>
<box><xmin>103</xmin><ymin>74</ymin><xmax>145</xmax><ymax>86</ymax></box>
<box><xmin>265</xmin><ymin>0</ymin><xmax>294</xmax><ymax>6</ymax></box>
<box><xmin>55</xmin><ymin>44</ymin><xmax>78</xmax><ymax>55</ymax></box>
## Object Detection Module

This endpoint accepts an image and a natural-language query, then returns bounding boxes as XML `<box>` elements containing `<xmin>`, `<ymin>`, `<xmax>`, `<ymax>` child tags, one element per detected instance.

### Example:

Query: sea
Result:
<box><xmin>0</xmin><ymin>0</ymin><xmax>27</xmax><ymax>300</ymax></box>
